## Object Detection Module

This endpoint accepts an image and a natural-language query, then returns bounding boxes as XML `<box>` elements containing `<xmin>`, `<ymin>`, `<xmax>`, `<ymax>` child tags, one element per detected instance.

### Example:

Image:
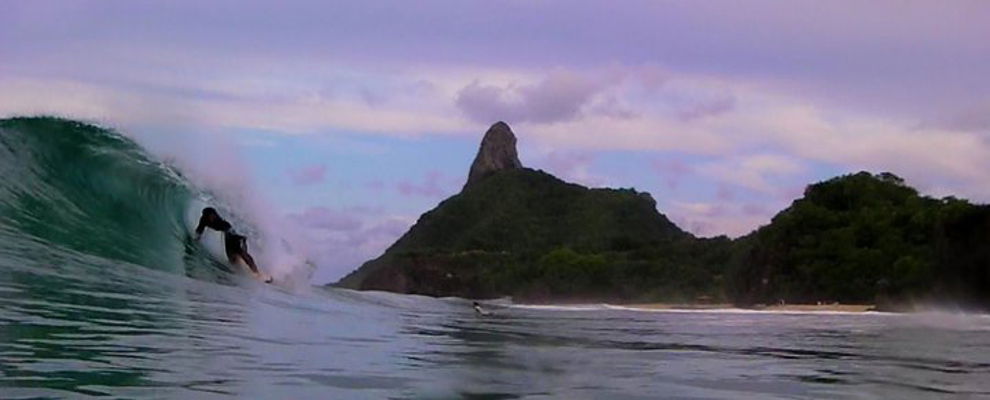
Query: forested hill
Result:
<box><xmin>335</xmin><ymin>167</ymin><xmax>701</xmax><ymax>300</ymax></box>
<box><xmin>729</xmin><ymin>172</ymin><xmax>990</xmax><ymax>310</ymax></box>
<box><xmin>335</xmin><ymin>122</ymin><xmax>707</xmax><ymax>301</ymax></box>
<box><xmin>336</xmin><ymin>122</ymin><xmax>990</xmax><ymax>310</ymax></box>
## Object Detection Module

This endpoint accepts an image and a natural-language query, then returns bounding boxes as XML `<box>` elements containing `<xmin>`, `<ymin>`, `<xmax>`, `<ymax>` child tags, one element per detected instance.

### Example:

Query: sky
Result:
<box><xmin>2</xmin><ymin>1</ymin><xmax>989</xmax><ymax>283</ymax></box>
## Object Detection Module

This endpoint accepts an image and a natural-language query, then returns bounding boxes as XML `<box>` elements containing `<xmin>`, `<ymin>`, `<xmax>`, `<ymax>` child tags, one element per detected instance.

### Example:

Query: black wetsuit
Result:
<box><xmin>195</xmin><ymin>215</ymin><xmax>247</xmax><ymax>259</ymax></box>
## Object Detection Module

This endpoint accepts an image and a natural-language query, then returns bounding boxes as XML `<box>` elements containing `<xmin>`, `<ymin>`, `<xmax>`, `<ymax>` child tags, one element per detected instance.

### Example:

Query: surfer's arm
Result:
<box><xmin>194</xmin><ymin>217</ymin><xmax>207</xmax><ymax>239</ymax></box>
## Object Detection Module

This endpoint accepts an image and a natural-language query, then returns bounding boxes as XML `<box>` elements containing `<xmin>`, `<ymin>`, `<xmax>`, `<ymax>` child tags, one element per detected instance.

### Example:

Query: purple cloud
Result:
<box><xmin>538</xmin><ymin>151</ymin><xmax>605</xmax><ymax>187</ymax></box>
<box><xmin>545</xmin><ymin>151</ymin><xmax>594</xmax><ymax>174</ymax></box>
<box><xmin>396</xmin><ymin>170</ymin><xmax>452</xmax><ymax>198</ymax></box>
<box><xmin>926</xmin><ymin>105</ymin><xmax>990</xmax><ymax>132</ymax></box>
<box><xmin>652</xmin><ymin>159</ymin><xmax>694</xmax><ymax>190</ymax></box>
<box><xmin>741</xmin><ymin>203</ymin><xmax>769</xmax><ymax>216</ymax></box>
<box><xmin>456</xmin><ymin>70</ymin><xmax>604</xmax><ymax>124</ymax></box>
<box><xmin>287</xmin><ymin>164</ymin><xmax>328</xmax><ymax>186</ymax></box>
<box><xmin>365</xmin><ymin>179</ymin><xmax>385</xmax><ymax>192</ymax></box>
<box><xmin>715</xmin><ymin>185</ymin><xmax>735</xmax><ymax>202</ymax></box>
<box><xmin>4</xmin><ymin>1</ymin><xmax>988</xmax><ymax>125</ymax></box>
<box><xmin>290</xmin><ymin>205</ymin><xmax>414</xmax><ymax>283</ymax></box>
<box><xmin>288</xmin><ymin>206</ymin><xmax>363</xmax><ymax>232</ymax></box>
<box><xmin>678</xmin><ymin>96</ymin><xmax>735</xmax><ymax>121</ymax></box>
<box><xmin>4</xmin><ymin>0</ymin><xmax>990</xmax><ymax>279</ymax></box>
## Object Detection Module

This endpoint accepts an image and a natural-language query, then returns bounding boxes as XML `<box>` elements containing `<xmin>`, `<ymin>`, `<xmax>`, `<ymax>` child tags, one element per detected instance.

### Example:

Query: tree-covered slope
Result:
<box><xmin>336</xmin><ymin>168</ymin><xmax>700</xmax><ymax>300</ymax></box>
<box><xmin>336</xmin><ymin>123</ymin><xmax>989</xmax><ymax>309</ymax></box>
<box><xmin>729</xmin><ymin>172</ymin><xmax>990</xmax><ymax>309</ymax></box>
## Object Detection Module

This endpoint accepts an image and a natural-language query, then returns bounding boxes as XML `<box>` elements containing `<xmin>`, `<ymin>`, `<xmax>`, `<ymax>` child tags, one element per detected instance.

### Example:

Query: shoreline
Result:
<box><xmin>503</xmin><ymin>300</ymin><xmax>990</xmax><ymax>315</ymax></box>
<box><xmin>616</xmin><ymin>303</ymin><xmax>877</xmax><ymax>313</ymax></box>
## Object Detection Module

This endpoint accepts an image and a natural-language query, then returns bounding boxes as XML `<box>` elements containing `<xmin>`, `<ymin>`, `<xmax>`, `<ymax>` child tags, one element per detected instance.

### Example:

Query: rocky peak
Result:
<box><xmin>464</xmin><ymin>121</ymin><xmax>523</xmax><ymax>188</ymax></box>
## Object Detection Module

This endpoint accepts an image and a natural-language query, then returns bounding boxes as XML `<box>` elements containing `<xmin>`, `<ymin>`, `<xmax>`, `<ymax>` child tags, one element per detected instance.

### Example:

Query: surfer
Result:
<box><xmin>194</xmin><ymin>207</ymin><xmax>271</xmax><ymax>283</ymax></box>
<box><xmin>473</xmin><ymin>301</ymin><xmax>490</xmax><ymax>316</ymax></box>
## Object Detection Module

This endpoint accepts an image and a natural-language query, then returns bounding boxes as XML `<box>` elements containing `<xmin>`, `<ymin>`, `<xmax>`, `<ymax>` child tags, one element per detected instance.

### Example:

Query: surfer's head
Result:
<box><xmin>202</xmin><ymin>207</ymin><xmax>219</xmax><ymax>221</ymax></box>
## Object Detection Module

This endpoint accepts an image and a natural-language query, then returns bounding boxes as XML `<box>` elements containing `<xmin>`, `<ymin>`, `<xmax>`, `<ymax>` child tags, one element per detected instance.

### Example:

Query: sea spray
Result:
<box><xmin>136</xmin><ymin>126</ymin><xmax>316</xmax><ymax>286</ymax></box>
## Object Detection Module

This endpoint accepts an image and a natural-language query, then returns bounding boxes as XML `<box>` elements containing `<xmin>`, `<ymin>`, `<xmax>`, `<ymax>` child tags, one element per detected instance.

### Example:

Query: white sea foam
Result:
<box><xmin>506</xmin><ymin>304</ymin><xmax>610</xmax><ymax>311</ymax></box>
<box><xmin>601</xmin><ymin>304</ymin><xmax>899</xmax><ymax>316</ymax></box>
<box><xmin>505</xmin><ymin>303</ymin><xmax>901</xmax><ymax>316</ymax></box>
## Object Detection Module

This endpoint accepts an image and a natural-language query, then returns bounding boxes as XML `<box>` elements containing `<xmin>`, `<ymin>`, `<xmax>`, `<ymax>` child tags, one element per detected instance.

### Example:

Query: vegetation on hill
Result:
<box><xmin>336</xmin><ymin>168</ymin><xmax>726</xmax><ymax>302</ymax></box>
<box><xmin>729</xmin><ymin>172</ymin><xmax>990</xmax><ymax>309</ymax></box>
<box><xmin>339</xmin><ymin>169</ymin><xmax>990</xmax><ymax>309</ymax></box>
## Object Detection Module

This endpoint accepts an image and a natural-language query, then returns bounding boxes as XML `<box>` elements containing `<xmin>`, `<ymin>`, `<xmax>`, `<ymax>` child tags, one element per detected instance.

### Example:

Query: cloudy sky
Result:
<box><xmin>3</xmin><ymin>1</ymin><xmax>989</xmax><ymax>283</ymax></box>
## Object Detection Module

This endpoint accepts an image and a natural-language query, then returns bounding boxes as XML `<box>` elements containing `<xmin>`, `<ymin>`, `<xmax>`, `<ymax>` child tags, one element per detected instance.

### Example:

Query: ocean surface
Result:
<box><xmin>2</xmin><ymin>118</ymin><xmax>990</xmax><ymax>399</ymax></box>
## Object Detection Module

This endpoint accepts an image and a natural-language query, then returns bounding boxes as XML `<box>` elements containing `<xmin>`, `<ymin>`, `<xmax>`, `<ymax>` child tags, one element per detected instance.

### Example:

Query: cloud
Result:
<box><xmin>287</xmin><ymin>205</ymin><xmax>415</xmax><ymax>283</ymax></box>
<box><xmin>715</xmin><ymin>185</ymin><xmax>735</xmax><ymax>202</ymax></box>
<box><xmin>668</xmin><ymin>201</ymin><xmax>772</xmax><ymax>238</ymax></box>
<box><xmin>287</xmin><ymin>163</ymin><xmax>327</xmax><ymax>186</ymax></box>
<box><xmin>4</xmin><ymin>1</ymin><xmax>990</xmax><ymax>245</ymax></box>
<box><xmin>924</xmin><ymin>104</ymin><xmax>990</xmax><ymax>133</ymax></box>
<box><xmin>4</xmin><ymin>63</ymin><xmax>987</xmax><ymax>209</ymax></box>
<box><xmin>4</xmin><ymin>1</ymin><xmax>989</xmax><ymax>127</ymax></box>
<box><xmin>741</xmin><ymin>203</ymin><xmax>769</xmax><ymax>216</ymax></box>
<box><xmin>455</xmin><ymin>70</ymin><xmax>606</xmax><ymax>124</ymax></box>
<box><xmin>678</xmin><ymin>96</ymin><xmax>735</xmax><ymax>121</ymax></box>
<box><xmin>652</xmin><ymin>159</ymin><xmax>694</xmax><ymax>190</ymax></box>
<box><xmin>0</xmin><ymin>72</ymin><xmax>470</xmax><ymax>137</ymax></box>
<box><xmin>696</xmin><ymin>154</ymin><xmax>807</xmax><ymax>194</ymax></box>
<box><xmin>395</xmin><ymin>170</ymin><xmax>455</xmax><ymax>198</ymax></box>
<box><xmin>288</xmin><ymin>206</ymin><xmax>363</xmax><ymax>232</ymax></box>
<box><xmin>519</xmin><ymin>72</ymin><xmax>990</xmax><ymax>203</ymax></box>
<box><xmin>537</xmin><ymin>151</ymin><xmax>604</xmax><ymax>187</ymax></box>
<box><xmin>673</xmin><ymin>201</ymin><xmax>726</xmax><ymax>218</ymax></box>
<box><xmin>365</xmin><ymin>180</ymin><xmax>385</xmax><ymax>192</ymax></box>
<box><xmin>736</xmin><ymin>105</ymin><xmax>990</xmax><ymax>199</ymax></box>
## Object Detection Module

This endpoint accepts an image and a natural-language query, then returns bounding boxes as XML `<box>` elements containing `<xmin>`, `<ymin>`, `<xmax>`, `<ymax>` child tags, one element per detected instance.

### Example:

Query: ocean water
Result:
<box><xmin>2</xmin><ymin>118</ymin><xmax>990</xmax><ymax>399</ymax></box>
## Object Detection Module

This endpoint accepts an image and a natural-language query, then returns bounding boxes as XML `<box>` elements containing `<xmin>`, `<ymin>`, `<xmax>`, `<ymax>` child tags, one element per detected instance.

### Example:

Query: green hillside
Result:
<box><xmin>336</xmin><ymin>168</ymin><xmax>726</xmax><ymax>302</ymax></box>
<box><xmin>729</xmin><ymin>172</ymin><xmax>990</xmax><ymax>309</ymax></box>
<box><xmin>337</xmin><ymin>123</ymin><xmax>990</xmax><ymax>310</ymax></box>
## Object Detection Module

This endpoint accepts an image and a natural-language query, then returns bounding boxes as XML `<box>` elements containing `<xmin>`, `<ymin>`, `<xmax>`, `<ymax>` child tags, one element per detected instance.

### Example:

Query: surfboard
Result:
<box><xmin>247</xmin><ymin>269</ymin><xmax>273</xmax><ymax>283</ymax></box>
<box><xmin>234</xmin><ymin>260</ymin><xmax>273</xmax><ymax>283</ymax></box>
<box><xmin>244</xmin><ymin>268</ymin><xmax>272</xmax><ymax>283</ymax></box>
